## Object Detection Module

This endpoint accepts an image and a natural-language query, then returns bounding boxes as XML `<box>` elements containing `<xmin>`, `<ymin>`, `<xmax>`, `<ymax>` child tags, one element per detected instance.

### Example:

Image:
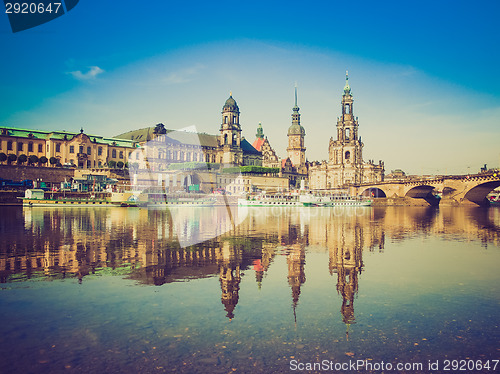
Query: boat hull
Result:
<box><xmin>238</xmin><ymin>198</ymin><xmax>372</xmax><ymax>207</ymax></box>
<box><xmin>21</xmin><ymin>198</ymin><xmax>125</xmax><ymax>207</ymax></box>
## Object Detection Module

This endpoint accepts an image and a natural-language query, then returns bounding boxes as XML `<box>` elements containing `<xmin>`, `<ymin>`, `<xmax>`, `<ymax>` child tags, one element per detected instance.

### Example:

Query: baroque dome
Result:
<box><xmin>223</xmin><ymin>95</ymin><xmax>239</xmax><ymax>111</ymax></box>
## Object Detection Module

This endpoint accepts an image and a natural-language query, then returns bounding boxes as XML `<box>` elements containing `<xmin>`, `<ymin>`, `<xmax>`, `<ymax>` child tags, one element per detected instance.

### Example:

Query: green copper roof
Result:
<box><xmin>1</xmin><ymin>126</ymin><xmax>137</xmax><ymax>148</ymax></box>
<box><xmin>343</xmin><ymin>71</ymin><xmax>351</xmax><ymax>96</ymax></box>
<box><xmin>256</xmin><ymin>122</ymin><xmax>264</xmax><ymax>139</ymax></box>
<box><xmin>287</xmin><ymin>124</ymin><xmax>305</xmax><ymax>136</ymax></box>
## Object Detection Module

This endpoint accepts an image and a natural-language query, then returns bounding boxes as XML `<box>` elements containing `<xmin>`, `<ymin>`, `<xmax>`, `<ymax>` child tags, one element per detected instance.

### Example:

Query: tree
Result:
<box><xmin>7</xmin><ymin>154</ymin><xmax>17</xmax><ymax>165</ymax></box>
<box><xmin>49</xmin><ymin>157</ymin><xmax>58</xmax><ymax>166</ymax></box>
<box><xmin>108</xmin><ymin>160</ymin><xmax>116</xmax><ymax>168</ymax></box>
<box><xmin>28</xmin><ymin>155</ymin><xmax>39</xmax><ymax>165</ymax></box>
<box><xmin>153</xmin><ymin>123</ymin><xmax>167</xmax><ymax>135</ymax></box>
<box><xmin>39</xmin><ymin>156</ymin><xmax>48</xmax><ymax>166</ymax></box>
<box><xmin>0</xmin><ymin>152</ymin><xmax>7</xmax><ymax>164</ymax></box>
<box><xmin>117</xmin><ymin>161</ymin><xmax>124</xmax><ymax>169</ymax></box>
<box><xmin>17</xmin><ymin>154</ymin><xmax>27</xmax><ymax>165</ymax></box>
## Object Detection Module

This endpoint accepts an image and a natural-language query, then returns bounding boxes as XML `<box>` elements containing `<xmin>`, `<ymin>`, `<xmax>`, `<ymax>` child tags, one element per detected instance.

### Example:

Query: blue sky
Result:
<box><xmin>1</xmin><ymin>0</ymin><xmax>499</xmax><ymax>174</ymax></box>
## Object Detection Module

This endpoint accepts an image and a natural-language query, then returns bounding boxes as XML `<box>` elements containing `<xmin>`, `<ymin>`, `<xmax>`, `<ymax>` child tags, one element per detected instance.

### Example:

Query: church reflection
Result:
<box><xmin>1</xmin><ymin>205</ymin><xmax>500</xmax><ymax>324</ymax></box>
<box><xmin>329</xmin><ymin>227</ymin><xmax>364</xmax><ymax>338</ymax></box>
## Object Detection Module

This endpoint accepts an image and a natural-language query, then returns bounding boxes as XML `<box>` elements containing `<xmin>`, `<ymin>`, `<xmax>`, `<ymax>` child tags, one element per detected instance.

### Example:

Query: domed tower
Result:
<box><xmin>220</xmin><ymin>93</ymin><xmax>243</xmax><ymax>164</ymax></box>
<box><xmin>286</xmin><ymin>86</ymin><xmax>306</xmax><ymax>168</ymax></box>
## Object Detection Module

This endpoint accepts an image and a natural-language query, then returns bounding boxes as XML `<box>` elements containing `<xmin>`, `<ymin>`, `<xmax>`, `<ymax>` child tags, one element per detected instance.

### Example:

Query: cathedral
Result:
<box><xmin>308</xmin><ymin>73</ymin><xmax>384</xmax><ymax>189</ymax></box>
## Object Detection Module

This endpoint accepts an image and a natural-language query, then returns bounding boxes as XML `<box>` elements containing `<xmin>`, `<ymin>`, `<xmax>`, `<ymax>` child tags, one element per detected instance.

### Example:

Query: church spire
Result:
<box><xmin>343</xmin><ymin>70</ymin><xmax>351</xmax><ymax>96</ymax></box>
<box><xmin>293</xmin><ymin>82</ymin><xmax>299</xmax><ymax>112</ymax></box>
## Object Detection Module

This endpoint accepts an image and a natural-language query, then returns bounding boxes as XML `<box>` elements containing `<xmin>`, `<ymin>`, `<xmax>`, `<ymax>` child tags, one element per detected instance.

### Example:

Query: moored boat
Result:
<box><xmin>137</xmin><ymin>192</ymin><xmax>217</xmax><ymax>207</ymax></box>
<box><xmin>238</xmin><ymin>192</ymin><xmax>371</xmax><ymax>207</ymax></box>
<box><xmin>20</xmin><ymin>189</ymin><xmax>139</xmax><ymax>207</ymax></box>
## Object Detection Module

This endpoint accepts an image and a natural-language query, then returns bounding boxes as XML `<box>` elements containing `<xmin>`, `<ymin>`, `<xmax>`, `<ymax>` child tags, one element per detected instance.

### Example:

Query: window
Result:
<box><xmin>38</xmin><ymin>144</ymin><xmax>42</xmax><ymax>153</ymax></box>
<box><xmin>17</xmin><ymin>142</ymin><xmax>23</xmax><ymax>152</ymax></box>
<box><xmin>69</xmin><ymin>145</ymin><xmax>74</xmax><ymax>153</ymax></box>
<box><xmin>98</xmin><ymin>147</ymin><xmax>102</xmax><ymax>156</ymax></box>
<box><xmin>7</xmin><ymin>141</ymin><xmax>12</xmax><ymax>151</ymax></box>
<box><xmin>119</xmin><ymin>151</ymin><xmax>123</xmax><ymax>159</ymax></box>
<box><xmin>345</xmin><ymin>104</ymin><xmax>350</xmax><ymax>114</ymax></box>
<box><xmin>28</xmin><ymin>142</ymin><xmax>33</xmax><ymax>152</ymax></box>
<box><xmin>87</xmin><ymin>146</ymin><xmax>91</xmax><ymax>155</ymax></box>
<box><xmin>79</xmin><ymin>145</ymin><xmax>84</xmax><ymax>154</ymax></box>
<box><xmin>55</xmin><ymin>143</ymin><xmax>61</xmax><ymax>152</ymax></box>
<box><xmin>112</xmin><ymin>149</ymin><xmax>116</xmax><ymax>158</ymax></box>
<box><xmin>345</xmin><ymin>151</ymin><xmax>350</xmax><ymax>160</ymax></box>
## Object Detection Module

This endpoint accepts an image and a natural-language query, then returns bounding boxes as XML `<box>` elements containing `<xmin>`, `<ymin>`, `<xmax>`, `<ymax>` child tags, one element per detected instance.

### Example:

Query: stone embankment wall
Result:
<box><xmin>0</xmin><ymin>165</ymin><xmax>75</xmax><ymax>184</ymax></box>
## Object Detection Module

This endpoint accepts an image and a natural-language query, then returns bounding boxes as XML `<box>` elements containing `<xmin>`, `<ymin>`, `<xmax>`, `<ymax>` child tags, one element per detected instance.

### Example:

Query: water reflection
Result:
<box><xmin>1</xmin><ymin>206</ymin><xmax>500</xmax><ymax>322</ymax></box>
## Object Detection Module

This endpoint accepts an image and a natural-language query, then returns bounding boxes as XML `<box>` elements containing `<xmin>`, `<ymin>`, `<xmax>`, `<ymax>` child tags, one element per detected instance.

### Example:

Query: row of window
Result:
<box><xmin>147</xmin><ymin>151</ymin><xmax>217</xmax><ymax>163</ymax></box>
<box><xmin>1</xmin><ymin>141</ymin><xmax>127</xmax><ymax>159</ymax></box>
<box><xmin>1</xmin><ymin>141</ymin><xmax>43</xmax><ymax>153</ymax></box>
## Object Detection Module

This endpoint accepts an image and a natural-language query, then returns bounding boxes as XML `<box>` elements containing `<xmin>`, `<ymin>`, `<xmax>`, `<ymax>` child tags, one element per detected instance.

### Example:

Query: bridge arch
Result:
<box><xmin>360</xmin><ymin>187</ymin><xmax>387</xmax><ymax>198</ymax></box>
<box><xmin>405</xmin><ymin>185</ymin><xmax>440</xmax><ymax>206</ymax></box>
<box><xmin>463</xmin><ymin>180</ymin><xmax>500</xmax><ymax>206</ymax></box>
<box><xmin>405</xmin><ymin>185</ymin><xmax>436</xmax><ymax>198</ymax></box>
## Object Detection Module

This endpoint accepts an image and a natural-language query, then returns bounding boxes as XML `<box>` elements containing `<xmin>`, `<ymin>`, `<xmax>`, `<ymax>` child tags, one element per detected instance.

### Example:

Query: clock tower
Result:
<box><xmin>287</xmin><ymin>86</ymin><xmax>306</xmax><ymax>168</ymax></box>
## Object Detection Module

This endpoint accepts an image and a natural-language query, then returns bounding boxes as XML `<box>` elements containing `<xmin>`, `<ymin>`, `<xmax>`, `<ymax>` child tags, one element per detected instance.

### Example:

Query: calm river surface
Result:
<box><xmin>1</xmin><ymin>205</ymin><xmax>499</xmax><ymax>373</ymax></box>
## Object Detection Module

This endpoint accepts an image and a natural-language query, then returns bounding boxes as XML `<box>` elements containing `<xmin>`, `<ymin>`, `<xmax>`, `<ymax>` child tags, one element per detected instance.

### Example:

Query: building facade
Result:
<box><xmin>116</xmin><ymin>95</ymin><xmax>262</xmax><ymax>171</ymax></box>
<box><xmin>309</xmin><ymin>73</ymin><xmax>384</xmax><ymax>189</ymax></box>
<box><xmin>252</xmin><ymin>123</ymin><xmax>280</xmax><ymax>169</ymax></box>
<box><xmin>0</xmin><ymin>127</ymin><xmax>137</xmax><ymax>168</ymax></box>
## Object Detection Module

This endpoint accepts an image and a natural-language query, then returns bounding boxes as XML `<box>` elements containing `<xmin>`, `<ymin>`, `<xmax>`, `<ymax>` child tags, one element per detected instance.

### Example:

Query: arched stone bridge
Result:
<box><xmin>352</xmin><ymin>173</ymin><xmax>500</xmax><ymax>206</ymax></box>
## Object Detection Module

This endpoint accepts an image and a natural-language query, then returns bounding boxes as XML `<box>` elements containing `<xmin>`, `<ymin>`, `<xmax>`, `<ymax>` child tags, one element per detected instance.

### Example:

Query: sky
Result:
<box><xmin>1</xmin><ymin>0</ymin><xmax>499</xmax><ymax>175</ymax></box>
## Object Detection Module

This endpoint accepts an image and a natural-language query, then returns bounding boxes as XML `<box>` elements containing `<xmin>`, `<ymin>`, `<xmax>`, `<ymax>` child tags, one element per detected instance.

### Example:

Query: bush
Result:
<box><xmin>0</xmin><ymin>153</ymin><xmax>7</xmax><ymax>163</ymax></box>
<box><xmin>17</xmin><ymin>154</ymin><xmax>27</xmax><ymax>165</ymax></box>
<box><xmin>7</xmin><ymin>154</ymin><xmax>17</xmax><ymax>164</ymax></box>
<box><xmin>108</xmin><ymin>160</ymin><xmax>116</xmax><ymax>168</ymax></box>
<box><xmin>39</xmin><ymin>156</ymin><xmax>48</xmax><ymax>166</ymax></box>
<box><xmin>49</xmin><ymin>157</ymin><xmax>58</xmax><ymax>166</ymax></box>
<box><xmin>117</xmin><ymin>161</ymin><xmax>124</xmax><ymax>169</ymax></box>
<box><xmin>28</xmin><ymin>155</ymin><xmax>39</xmax><ymax>165</ymax></box>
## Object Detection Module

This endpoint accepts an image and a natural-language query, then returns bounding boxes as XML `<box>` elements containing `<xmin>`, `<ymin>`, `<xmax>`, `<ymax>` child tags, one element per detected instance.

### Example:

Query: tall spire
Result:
<box><xmin>343</xmin><ymin>70</ymin><xmax>351</xmax><ymax>96</ymax></box>
<box><xmin>293</xmin><ymin>82</ymin><xmax>299</xmax><ymax>112</ymax></box>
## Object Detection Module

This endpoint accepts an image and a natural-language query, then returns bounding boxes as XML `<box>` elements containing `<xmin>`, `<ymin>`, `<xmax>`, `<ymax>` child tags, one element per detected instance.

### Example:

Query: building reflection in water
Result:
<box><xmin>217</xmin><ymin>241</ymin><xmax>242</xmax><ymax>320</ymax></box>
<box><xmin>1</xmin><ymin>205</ymin><xmax>500</xmax><ymax>324</ymax></box>
<box><xmin>328</xmin><ymin>224</ymin><xmax>364</xmax><ymax>339</ymax></box>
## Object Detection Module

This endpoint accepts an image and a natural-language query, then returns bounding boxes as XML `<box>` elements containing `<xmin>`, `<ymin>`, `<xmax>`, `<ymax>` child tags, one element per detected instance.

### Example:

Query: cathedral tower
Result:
<box><xmin>328</xmin><ymin>72</ymin><xmax>365</xmax><ymax>185</ymax></box>
<box><xmin>220</xmin><ymin>94</ymin><xmax>243</xmax><ymax>164</ymax></box>
<box><xmin>287</xmin><ymin>86</ymin><xmax>306</xmax><ymax>168</ymax></box>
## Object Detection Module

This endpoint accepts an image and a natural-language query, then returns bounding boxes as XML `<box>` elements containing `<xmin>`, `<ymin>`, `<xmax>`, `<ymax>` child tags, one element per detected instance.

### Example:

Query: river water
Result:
<box><xmin>0</xmin><ymin>205</ymin><xmax>499</xmax><ymax>373</ymax></box>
